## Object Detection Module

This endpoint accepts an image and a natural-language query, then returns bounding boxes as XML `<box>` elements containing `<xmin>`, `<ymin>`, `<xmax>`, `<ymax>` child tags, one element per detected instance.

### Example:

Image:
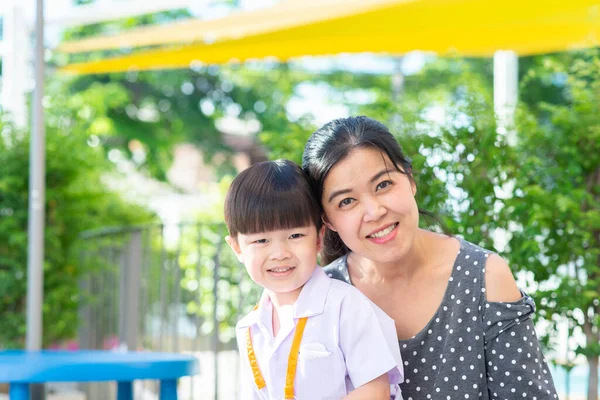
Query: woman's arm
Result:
<box><xmin>483</xmin><ymin>255</ymin><xmax>558</xmax><ymax>398</ymax></box>
<box><xmin>343</xmin><ymin>374</ymin><xmax>390</xmax><ymax>400</ymax></box>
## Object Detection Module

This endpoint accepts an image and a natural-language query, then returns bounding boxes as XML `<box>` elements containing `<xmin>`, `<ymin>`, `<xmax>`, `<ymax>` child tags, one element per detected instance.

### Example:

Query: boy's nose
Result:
<box><xmin>270</xmin><ymin>243</ymin><xmax>292</xmax><ymax>260</ymax></box>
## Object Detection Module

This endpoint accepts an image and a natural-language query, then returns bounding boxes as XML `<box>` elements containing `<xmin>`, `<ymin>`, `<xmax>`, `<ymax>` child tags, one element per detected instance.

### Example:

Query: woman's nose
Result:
<box><xmin>363</xmin><ymin>197</ymin><xmax>387</xmax><ymax>222</ymax></box>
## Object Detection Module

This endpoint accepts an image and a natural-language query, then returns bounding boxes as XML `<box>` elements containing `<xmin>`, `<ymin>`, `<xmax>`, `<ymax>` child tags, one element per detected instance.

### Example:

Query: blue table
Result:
<box><xmin>0</xmin><ymin>350</ymin><xmax>199</xmax><ymax>400</ymax></box>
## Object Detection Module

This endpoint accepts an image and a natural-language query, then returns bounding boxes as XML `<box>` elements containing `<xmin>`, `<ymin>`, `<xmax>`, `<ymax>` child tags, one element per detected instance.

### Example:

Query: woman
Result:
<box><xmin>302</xmin><ymin>116</ymin><xmax>558</xmax><ymax>399</ymax></box>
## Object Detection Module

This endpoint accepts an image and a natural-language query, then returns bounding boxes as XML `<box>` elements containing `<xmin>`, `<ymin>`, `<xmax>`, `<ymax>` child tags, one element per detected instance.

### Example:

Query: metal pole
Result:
<box><xmin>26</xmin><ymin>0</ymin><xmax>45</xmax><ymax>352</ymax></box>
<box><xmin>26</xmin><ymin>1</ymin><xmax>45</xmax><ymax>399</ymax></box>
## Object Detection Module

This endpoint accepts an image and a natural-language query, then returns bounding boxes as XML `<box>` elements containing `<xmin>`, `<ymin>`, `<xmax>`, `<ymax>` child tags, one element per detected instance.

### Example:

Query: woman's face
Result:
<box><xmin>321</xmin><ymin>146</ymin><xmax>419</xmax><ymax>264</ymax></box>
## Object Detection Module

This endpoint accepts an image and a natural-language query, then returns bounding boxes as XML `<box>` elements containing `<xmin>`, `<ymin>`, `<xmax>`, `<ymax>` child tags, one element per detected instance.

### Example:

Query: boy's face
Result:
<box><xmin>226</xmin><ymin>225</ymin><xmax>322</xmax><ymax>302</ymax></box>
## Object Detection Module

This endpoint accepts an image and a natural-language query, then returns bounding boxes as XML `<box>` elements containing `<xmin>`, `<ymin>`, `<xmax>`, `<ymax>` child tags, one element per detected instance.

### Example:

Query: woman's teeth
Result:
<box><xmin>369</xmin><ymin>223</ymin><xmax>398</xmax><ymax>238</ymax></box>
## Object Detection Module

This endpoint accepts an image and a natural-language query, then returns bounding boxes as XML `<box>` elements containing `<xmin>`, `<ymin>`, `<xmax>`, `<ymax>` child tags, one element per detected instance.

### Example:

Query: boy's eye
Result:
<box><xmin>338</xmin><ymin>198</ymin><xmax>354</xmax><ymax>208</ymax></box>
<box><xmin>376</xmin><ymin>180</ymin><xmax>392</xmax><ymax>191</ymax></box>
<box><xmin>254</xmin><ymin>239</ymin><xmax>268</xmax><ymax>244</ymax></box>
<box><xmin>289</xmin><ymin>233</ymin><xmax>305</xmax><ymax>239</ymax></box>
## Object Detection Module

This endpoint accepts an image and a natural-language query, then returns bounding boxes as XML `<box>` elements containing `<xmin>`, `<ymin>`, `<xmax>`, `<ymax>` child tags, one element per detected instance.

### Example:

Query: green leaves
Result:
<box><xmin>0</xmin><ymin>111</ymin><xmax>154</xmax><ymax>348</ymax></box>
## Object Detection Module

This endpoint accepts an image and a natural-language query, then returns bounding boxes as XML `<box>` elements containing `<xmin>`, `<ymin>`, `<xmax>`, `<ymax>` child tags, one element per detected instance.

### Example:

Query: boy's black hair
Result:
<box><xmin>224</xmin><ymin>159</ymin><xmax>322</xmax><ymax>239</ymax></box>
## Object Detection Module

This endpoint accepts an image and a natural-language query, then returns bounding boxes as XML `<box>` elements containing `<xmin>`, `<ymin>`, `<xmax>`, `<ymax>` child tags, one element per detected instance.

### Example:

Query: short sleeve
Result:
<box><xmin>482</xmin><ymin>292</ymin><xmax>558</xmax><ymax>398</ymax></box>
<box><xmin>339</xmin><ymin>288</ymin><xmax>404</xmax><ymax>389</ymax></box>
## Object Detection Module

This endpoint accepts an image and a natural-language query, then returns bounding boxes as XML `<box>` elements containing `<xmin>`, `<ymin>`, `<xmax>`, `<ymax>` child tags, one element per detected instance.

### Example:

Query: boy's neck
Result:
<box><xmin>267</xmin><ymin>286</ymin><xmax>303</xmax><ymax>310</ymax></box>
<box><xmin>268</xmin><ymin>287</ymin><xmax>303</xmax><ymax>338</ymax></box>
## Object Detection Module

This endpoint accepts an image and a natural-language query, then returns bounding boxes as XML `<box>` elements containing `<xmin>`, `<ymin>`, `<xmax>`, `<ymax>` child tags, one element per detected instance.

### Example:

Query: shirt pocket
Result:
<box><xmin>297</xmin><ymin>343</ymin><xmax>346</xmax><ymax>399</ymax></box>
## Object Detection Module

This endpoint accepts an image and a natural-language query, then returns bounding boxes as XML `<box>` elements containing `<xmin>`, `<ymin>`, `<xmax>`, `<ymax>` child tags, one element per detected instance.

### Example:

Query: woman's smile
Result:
<box><xmin>366</xmin><ymin>222</ymin><xmax>399</xmax><ymax>243</ymax></box>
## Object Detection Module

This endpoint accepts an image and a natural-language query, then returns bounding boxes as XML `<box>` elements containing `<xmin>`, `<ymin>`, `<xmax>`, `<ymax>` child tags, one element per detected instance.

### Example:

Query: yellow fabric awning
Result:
<box><xmin>60</xmin><ymin>0</ymin><xmax>600</xmax><ymax>75</ymax></box>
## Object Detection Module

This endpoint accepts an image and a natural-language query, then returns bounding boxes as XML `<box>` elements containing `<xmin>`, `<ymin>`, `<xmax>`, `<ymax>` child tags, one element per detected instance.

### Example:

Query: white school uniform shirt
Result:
<box><xmin>236</xmin><ymin>267</ymin><xmax>404</xmax><ymax>400</ymax></box>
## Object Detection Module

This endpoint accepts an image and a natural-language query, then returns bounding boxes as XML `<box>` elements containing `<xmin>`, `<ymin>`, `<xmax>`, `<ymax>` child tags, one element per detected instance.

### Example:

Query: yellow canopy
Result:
<box><xmin>60</xmin><ymin>0</ymin><xmax>600</xmax><ymax>75</ymax></box>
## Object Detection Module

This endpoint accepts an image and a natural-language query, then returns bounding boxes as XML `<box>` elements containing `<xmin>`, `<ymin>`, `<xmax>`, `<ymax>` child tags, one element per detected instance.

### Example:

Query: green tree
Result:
<box><xmin>507</xmin><ymin>52</ymin><xmax>600</xmax><ymax>400</ymax></box>
<box><xmin>0</xmin><ymin>88</ymin><xmax>154</xmax><ymax>347</ymax></box>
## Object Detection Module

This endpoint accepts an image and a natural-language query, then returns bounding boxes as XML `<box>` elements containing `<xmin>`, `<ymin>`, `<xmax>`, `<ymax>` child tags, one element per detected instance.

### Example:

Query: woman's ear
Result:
<box><xmin>225</xmin><ymin>235</ymin><xmax>243</xmax><ymax>263</ymax></box>
<box><xmin>321</xmin><ymin>214</ymin><xmax>337</xmax><ymax>232</ymax></box>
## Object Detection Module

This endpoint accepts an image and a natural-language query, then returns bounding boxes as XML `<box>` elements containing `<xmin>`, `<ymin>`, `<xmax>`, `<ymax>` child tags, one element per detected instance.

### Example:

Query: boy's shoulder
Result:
<box><xmin>322</xmin><ymin>268</ymin><xmax>396</xmax><ymax>328</ymax></box>
<box><xmin>326</xmin><ymin>273</ymin><xmax>360</xmax><ymax>297</ymax></box>
<box><xmin>324</xmin><ymin>270</ymin><xmax>383</xmax><ymax>313</ymax></box>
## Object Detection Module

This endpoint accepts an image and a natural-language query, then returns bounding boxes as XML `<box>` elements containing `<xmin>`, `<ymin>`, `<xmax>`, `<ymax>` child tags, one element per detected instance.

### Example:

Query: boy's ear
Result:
<box><xmin>225</xmin><ymin>235</ymin><xmax>243</xmax><ymax>263</ymax></box>
<box><xmin>316</xmin><ymin>225</ymin><xmax>325</xmax><ymax>253</ymax></box>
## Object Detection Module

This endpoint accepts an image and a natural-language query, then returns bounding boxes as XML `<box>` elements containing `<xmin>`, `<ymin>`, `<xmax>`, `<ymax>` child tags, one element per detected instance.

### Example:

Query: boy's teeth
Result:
<box><xmin>369</xmin><ymin>224</ymin><xmax>396</xmax><ymax>238</ymax></box>
<box><xmin>271</xmin><ymin>267</ymin><xmax>293</xmax><ymax>272</ymax></box>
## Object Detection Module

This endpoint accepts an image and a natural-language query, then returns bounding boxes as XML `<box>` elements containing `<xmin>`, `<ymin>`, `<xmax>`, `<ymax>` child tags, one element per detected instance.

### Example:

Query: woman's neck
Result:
<box><xmin>349</xmin><ymin>229</ymin><xmax>434</xmax><ymax>283</ymax></box>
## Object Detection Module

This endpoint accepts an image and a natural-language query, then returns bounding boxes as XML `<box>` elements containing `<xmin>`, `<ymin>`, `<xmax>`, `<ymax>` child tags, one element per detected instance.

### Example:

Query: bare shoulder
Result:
<box><xmin>484</xmin><ymin>254</ymin><xmax>522</xmax><ymax>302</ymax></box>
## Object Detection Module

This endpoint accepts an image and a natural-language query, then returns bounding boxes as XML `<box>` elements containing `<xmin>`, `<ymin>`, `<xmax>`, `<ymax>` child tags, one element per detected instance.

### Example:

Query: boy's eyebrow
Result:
<box><xmin>327</xmin><ymin>168</ymin><xmax>395</xmax><ymax>203</ymax></box>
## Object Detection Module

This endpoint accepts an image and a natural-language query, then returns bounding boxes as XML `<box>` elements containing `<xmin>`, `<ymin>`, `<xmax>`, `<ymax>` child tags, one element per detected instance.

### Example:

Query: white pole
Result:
<box><xmin>26</xmin><ymin>0</ymin><xmax>45</xmax><ymax>352</ymax></box>
<box><xmin>493</xmin><ymin>50</ymin><xmax>518</xmax><ymax>145</ymax></box>
<box><xmin>492</xmin><ymin>50</ymin><xmax>518</xmax><ymax>253</ymax></box>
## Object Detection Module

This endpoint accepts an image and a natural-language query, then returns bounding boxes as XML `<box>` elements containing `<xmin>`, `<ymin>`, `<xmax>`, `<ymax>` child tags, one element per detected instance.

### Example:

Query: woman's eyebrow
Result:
<box><xmin>328</xmin><ymin>188</ymin><xmax>352</xmax><ymax>203</ymax></box>
<box><xmin>370</xmin><ymin>168</ymin><xmax>395</xmax><ymax>183</ymax></box>
<box><xmin>327</xmin><ymin>169</ymin><xmax>396</xmax><ymax>203</ymax></box>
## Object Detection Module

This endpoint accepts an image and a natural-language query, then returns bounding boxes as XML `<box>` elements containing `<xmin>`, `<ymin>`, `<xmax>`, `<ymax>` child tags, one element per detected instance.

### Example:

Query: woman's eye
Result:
<box><xmin>376</xmin><ymin>180</ymin><xmax>393</xmax><ymax>191</ymax></box>
<box><xmin>289</xmin><ymin>233</ymin><xmax>304</xmax><ymax>239</ymax></box>
<box><xmin>338</xmin><ymin>198</ymin><xmax>354</xmax><ymax>208</ymax></box>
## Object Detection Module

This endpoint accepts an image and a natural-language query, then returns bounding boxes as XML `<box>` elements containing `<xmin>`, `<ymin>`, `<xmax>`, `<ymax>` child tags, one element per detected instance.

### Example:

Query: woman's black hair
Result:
<box><xmin>224</xmin><ymin>159</ymin><xmax>322</xmax><ymax>239</ymax></box>
<box><xmin>302</xmin><ymin>115</ymin><xmax>447</xmax><ymax>265</ymax></box>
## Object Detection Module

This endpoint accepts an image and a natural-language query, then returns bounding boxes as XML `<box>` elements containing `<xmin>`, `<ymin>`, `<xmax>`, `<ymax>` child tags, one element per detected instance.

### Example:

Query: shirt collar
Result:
<box><xmin>236</xmin><ymin>290</ymin><xmax>270</xmax><ymax>329</ymax></box>
<box><xmin>293</xmin><ymin>267</ymin><xmax>331</xmax><ymax>319</ymax></box>
<box><xmin>236</xmin><ymin>267</ymin><xmax>331</xmax><ymax>328</ymax></box>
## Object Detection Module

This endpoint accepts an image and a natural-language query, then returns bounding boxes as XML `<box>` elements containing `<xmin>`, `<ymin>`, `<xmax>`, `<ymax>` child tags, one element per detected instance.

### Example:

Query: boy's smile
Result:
<box><xmin>267</xmin><ymin>265</ymin><xmax>296</xmax><ymax>277</ymax></box>
<box><xmin>226</xmin><ymin>224</ymin><xmax>322</xmax><ymax>306</ymax></box>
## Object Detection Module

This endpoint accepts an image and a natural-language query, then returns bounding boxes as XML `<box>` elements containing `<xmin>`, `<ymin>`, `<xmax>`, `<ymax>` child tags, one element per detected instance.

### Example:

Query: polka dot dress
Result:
<box><xmin>323</xmin><ymin>238</ymin><xmax>558</xmax><ymax>399</ymax></box>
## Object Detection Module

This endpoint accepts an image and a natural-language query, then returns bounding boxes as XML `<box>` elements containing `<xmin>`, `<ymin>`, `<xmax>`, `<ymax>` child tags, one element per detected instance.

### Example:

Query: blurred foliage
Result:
<box><xmin>55</xmin><ymin>9</ymin><xmax>321</xmax><ymax>181</ymax></box>
<box><xmin>508</xmin><ymin>51</ymin><xmax>600</xmax><ymax>390</ymax></box>
<box><xmin>0</xmin><ymin>95</ymin><xmax>154</xmax><ymax>347</ymax></box>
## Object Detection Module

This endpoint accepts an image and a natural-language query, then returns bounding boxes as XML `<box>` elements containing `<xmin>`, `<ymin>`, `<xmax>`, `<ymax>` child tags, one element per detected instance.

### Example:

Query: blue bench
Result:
<box><xmin>0</xmin><ymin>350</ymin><xmax>199</xmax><ymax>400</ymax></box>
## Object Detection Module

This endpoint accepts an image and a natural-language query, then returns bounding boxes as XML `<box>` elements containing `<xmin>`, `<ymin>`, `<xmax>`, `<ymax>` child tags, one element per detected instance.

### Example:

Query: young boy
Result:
<box><xmin>225</xmin><ymin>159</ymin><xmax>403</xmax><ymax>400</ymax></box>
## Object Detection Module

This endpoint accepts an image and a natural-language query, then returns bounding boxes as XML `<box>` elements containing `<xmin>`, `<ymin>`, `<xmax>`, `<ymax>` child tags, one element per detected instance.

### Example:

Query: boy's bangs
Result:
<box><xmin>224</xmin><ymin>159</ymin><xmax>322</xmax><ymax>238</ymax></box>
<box><xmin>231</xmin><ymin>188</ymin><xmax>318</xmax><ymax>235</ymax></box>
